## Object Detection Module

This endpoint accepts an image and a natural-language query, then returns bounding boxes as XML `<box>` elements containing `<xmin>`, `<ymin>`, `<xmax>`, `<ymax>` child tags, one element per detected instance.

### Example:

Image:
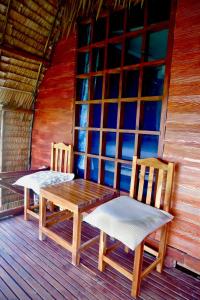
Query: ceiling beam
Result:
<box><xmin>0</xmin><ymin>44</ymin><xmax>50</xmax><ymax>66</ymax></box>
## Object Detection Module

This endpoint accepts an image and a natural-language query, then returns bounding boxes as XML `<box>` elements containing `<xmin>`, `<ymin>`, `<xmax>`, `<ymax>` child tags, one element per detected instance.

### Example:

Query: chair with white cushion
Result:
<box><xmin>84</xmin><ymin>156</ymin><xmax>174</xmax><ymax>298</ymax></box>
<box><xmin>14</xmin><ymin>142</ymin><xmax>74</xmax><ymax>221</ymax></box>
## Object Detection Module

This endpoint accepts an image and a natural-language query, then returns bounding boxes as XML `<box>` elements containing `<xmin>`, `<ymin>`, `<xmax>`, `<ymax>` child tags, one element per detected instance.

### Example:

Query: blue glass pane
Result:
<box><xmin>76</xmin><ymin>130</ymin><xmax>86</xmax><ymax>152</ymax></box>
<box><xmin>93</xmin><ymin>18</ymin><xmax>106</xmax><ymax>42</ymax></box>
<box><xmin>142</xmin><ymin>65</ymin><xmax>165</xmax><ymax>96</ymax></box>
<box><xmin>93</xmin><ymin>76</ymin><xmax>103</xmax><ymax>99</ymax></box>
<box><xmin>74</xmin><ymin>155</ymin><xmax>85</xmax><ymax>178</ymax></box>
<box><xmin>89</xmin><ymin>158</ymin><xmax>99</xmax><ymax>182</ymax></box>
<box><xmin>139</xmin><ymin>135</ymin><xmax>159</xmax><ymax>158</ymax></box>
<box><xmin>75</xmin><ymin>105</ymin><xmax>88</xmax><ymax>127</ymax></box>
<box><xmin>141</xmin><ymin>101</ymin><xmax>162</xmax><ymax>131</ymax></box>
<box><xmin>108</xmin><ymin>44</ymin><xmax>122</xmax><ymax>68</ymax></box>
<box><xmin>121</xmin><ymin>102</ymin><xmax>137</xmax><ymax>129</ymax></box>
<box><xmin>146</xmin><ymin>30</ymin><xmax>168</xmax><ymax>61</ymax></box>
<box><xmin>103</xmin><ymin>161</ymin><xmax>114</xmax><ymax>187</ymax></box>
<box><xmin>92</xmin><ymin>48</ymin><xmax>104</xmax><ymax>71</ymax></box>
<box><xmin>119</xmin><ymin>164</ymin><xmax>132</xmax><ymax>192</ymax></box>
<box><xmin>90</xmin><ymin>104</ymin><xmax>101</xmax><ymax>127</ymax></box>
<box><xmin>125</xmin><ymin>36</ymin><xmax>142</xmax><ymax>65</ymax></box>
<box><xmin>127</xmin><ymin>3</ymin><xmax>144</xmax><ymax>32</ymax></box>
<box><xmin>105</xmin><ymin>103</ymin><xmax>118</xmax><ymax>128</ymax></box>
<box><xmin>148</xmin><ymin>0</ymin><xmax>171</xmax><ymax>25</ymax></box>
<box><xmin>89</xmin><ymin>131</ymin><xmax>100</xmax><ymax>155</ymax></box>
<box><xmin>109</xmin><ymin>11</ymin><xmax>124</xmax><ymax>37</ymax></box>
<box><xmin>77</xmin><ymin>79</ymin><xmax>89</xmax><ymax>101</ymax></box>
<box><xmin>120</xmin><ymin>134</ymin><xmax>135</xmax><ymax>160</ymax></box>
<box><xmin>105</xmin><ymin>133</ymin><xmax>116</xmax><ymax>158</ymax></box>
<box><xmin>78</xmin><ymin>24</ymin><xmax>91</xmax><ymax>47</ymax></box>
<box><xmin>122</xmin><ymin>70</ymin><xmax>139</xmax><ymax>97</ymax></box>
<box><xmin>78</xmin><ymin>52</ymin><xmax>90</xmax><ymax>74</ymax></box>
<box><xmin>106</xmin><ymin>74</ymin><xmax>120</xmax><ymax>98</ymax></box>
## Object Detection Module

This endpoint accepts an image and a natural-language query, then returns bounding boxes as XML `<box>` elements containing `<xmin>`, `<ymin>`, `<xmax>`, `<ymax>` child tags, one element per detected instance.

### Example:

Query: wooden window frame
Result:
<box><xmin>73</xmin><ymin>0</ymin><xmax>176</xmax><ymax>190</ymax></box>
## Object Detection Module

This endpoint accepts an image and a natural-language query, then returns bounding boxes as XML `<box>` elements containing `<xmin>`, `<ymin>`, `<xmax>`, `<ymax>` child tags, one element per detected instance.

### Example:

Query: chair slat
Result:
<box><xmin>155</xmin><ymin>169</ymin><xmax>164</xmax><ymax>208</ymax></box>
<box><xmin>64</xmin><ymin>150</ymin><xmax>68</xmax><ymax>173</ymax></box>
<box><xmin>50</xmin><ymin>143</ymin><xmax>54</xmax><ymax>171</ymax></box>
<box><xmin>137</xmin><ymin>165</ymin><xmax>146</xmax><ymax>201</ymax></box>
<box><xmin>164</xmin><ymin>163</ymin><xmax>174</xmax><ymax>212</ymax></box>
<box><xmin>59</xmin><ymin>149</ymin><xmax>63</xmax><ymax>172</ymax></box>
<box><xmin>55</xmin><ymin>148</ymin><xmax>58</xmax><ymax>171</ymax></box>
<box><xmin>130</xmin><ymin>156</ymin><xmax>137</xmax><ymax>198</ymax></box>
<box><xmin>146</xmin><ymin>167</ymin><xmax>154</xmax><ymax>205</ymax></box>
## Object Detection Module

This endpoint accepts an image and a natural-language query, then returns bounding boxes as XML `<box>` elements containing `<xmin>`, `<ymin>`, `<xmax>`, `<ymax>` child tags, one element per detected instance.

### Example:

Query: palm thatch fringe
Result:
<box><xmin>62</xmin><ymin>0</ymin><xmax>144</xmax><ymax>36</ymax></box>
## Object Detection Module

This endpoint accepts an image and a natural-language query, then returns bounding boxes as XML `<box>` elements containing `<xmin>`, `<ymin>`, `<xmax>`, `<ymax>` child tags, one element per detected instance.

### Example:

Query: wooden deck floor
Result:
<box><xmin>0</xmin><ymin>215</ymin><xmax>199</xmax><ymax>300</ymax></box>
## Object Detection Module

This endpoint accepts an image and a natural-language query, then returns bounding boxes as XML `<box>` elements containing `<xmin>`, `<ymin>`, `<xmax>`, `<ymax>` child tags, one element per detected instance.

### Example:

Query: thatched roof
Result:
<box><xmin>0</xmin><ymin>0</ymin><xmax>61</xmax><ymax>110</ymax></box>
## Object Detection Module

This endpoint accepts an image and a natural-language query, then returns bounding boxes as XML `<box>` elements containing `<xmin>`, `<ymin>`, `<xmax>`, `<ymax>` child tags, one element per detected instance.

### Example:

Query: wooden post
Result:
<box><xmin>24</xmin><ymin>187</ymin><xmax>30</xmax><ymax>221</ymax></box>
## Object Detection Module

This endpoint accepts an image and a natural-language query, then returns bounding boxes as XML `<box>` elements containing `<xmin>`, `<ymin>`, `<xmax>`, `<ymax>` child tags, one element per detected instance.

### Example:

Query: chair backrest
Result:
<box><xmin>130</xmin><ymin>156</ymin><xmax>174</xmax><ymax>212</ymax></box>
<box><xmin>50</xmin><ymin>142</ymin><xmax>73</xmax><ymax>173</ymax></box>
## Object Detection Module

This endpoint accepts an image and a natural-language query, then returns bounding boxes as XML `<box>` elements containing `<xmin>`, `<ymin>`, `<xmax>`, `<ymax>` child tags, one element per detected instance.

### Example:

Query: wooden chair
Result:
<box><xmin>97</xmin><ymin>156</ymin><xmax>174</xmax><ymax>298</ymax></box>
<box><xmin>24</xmin><ymin>142</ymin><xmax>73</xmax><ymax>221</ymax></box>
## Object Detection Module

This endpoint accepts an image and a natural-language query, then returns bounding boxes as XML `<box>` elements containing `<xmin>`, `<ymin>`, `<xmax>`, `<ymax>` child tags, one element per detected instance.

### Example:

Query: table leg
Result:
<box><xmin>39</xmin><ymin>196</ymin><xmax>47</xmax><ymax>241</ymax></box>
<box><xmin>72</xmin><ymin>211</ymin><xmax>82</xmax><ymax>265</ymax></box>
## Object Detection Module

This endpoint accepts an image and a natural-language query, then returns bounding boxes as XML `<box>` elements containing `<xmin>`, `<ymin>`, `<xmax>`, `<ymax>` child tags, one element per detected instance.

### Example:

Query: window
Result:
<box><xmin>74</xmin><ymin>0</ymin><xmax>173</xmax><ymax>192</ymax></box>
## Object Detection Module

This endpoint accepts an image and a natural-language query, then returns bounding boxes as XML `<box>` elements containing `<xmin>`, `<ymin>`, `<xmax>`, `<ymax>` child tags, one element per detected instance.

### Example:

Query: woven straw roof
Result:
<box><xmin>0</xmin><ymin>0</ymin><xmax>60</xmax><ymax>110</ymax></box>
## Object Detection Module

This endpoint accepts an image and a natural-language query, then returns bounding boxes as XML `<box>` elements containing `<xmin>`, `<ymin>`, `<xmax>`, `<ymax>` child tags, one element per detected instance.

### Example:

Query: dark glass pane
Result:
<box><xmin>103</xmin><ymin>161</ymin><xmax>114</xmax><ymax>187</ymax></box>
<box><xmin>127</xmin><ymin>3</ymin><xmax>144</xmax><ymax>32</ymax></box>
<box><xmin>148</xmin><ymin>0</ymin><xmax>171</xmax><ymax>24</ymax></box>
<box><xmin>92</xmin><ymin>48</ymin><xmax>104</xmax><ymax>72</ymax></box>
<box><xmin>88</xmin><ymin>158</ymin><xmax>99</xmax><ymax>182</ymax></box>
<box><xmin>75</xmin><ymin>130</ymin><xmax>86</xmax><ymax>152</ymax></box>
<box><xmin>89</xmin><ymin>104</ymin><xmax>101</xmax><ymax>127</ymax></box>
<box><xmin>119</xmin><ymin>133</ymin><xmax>135</xmax><ymax>160</ymax></box>
<box><xmin>120</xmin><ymin>102</ymin><xmax>137</xmax><ymax>129</ymax></box>
<box><xmin>104</xmin><ymin>103</ymin><xmax>118</xmax><ymax>129</ymax></box>
<box><xmin>107</xmin><ymin>44</ymin><xmax>122</xmax><ymax>68</ymax></box>
<box><xmin>119</xmin><ymin>163</ymin><xmax>131</xmax><ymax>192</ymax></box>
<box><xmin>109</xmin><ymin>11</ymin><xmax>124</xmax><ymax>37</ymax></box>
<box><xmin>141</xmin><ymin>101</ymin><xmax>162</xmax><ymax>131</ymax></box>
<box><xmin>74</xmin><ymin>155</ymin><xmax>85</xmax><ymax>178</ymax></box>
<box><xmin>125</xmin><ymin>36</ymin><xmax>142</xmax><ymax>65</ymax></box>
<box><xmin>139</xmin><ymin>135</ymin><xmax>159</xmax><ymax>158</ymax></box>
<box><xmin>92</xmin><ymin>76</ymin><xmax>103</xmax><ymax>99</ymax></box>
<box><xmin>93</xmin><ymin>18</ymin><xmax>107</xmax><ymax>42</ymax></box>
<box><xmin>142</xmin><ymin>65</ymin><xmax>165</xmax><ymax>96</ymax></box>
<box><xmin>122</xmin><ymin>70</ymin><xmax>139</xmax><ymax>97</ymax></box>
<box><xmin>89</xmin><ymin>131</ymin><xmax>100</xmax><ymax>155</ymax></box>
<box><xmin>76</xmin><ymin>79</ymin><xmax>89</xmax><ymax>101</ymax></box>
<box><xmin>106</xmin><ymin>73</ymin><xmax>120</xmax><ymax>98</ymax></box>
<box><xmin>78</xmin><ymin>23</ymin><xmax>91</xmax><ymax>47</ymax></box>
<box><xmin>104</xmin><ymin>132</ymin><xmax>116</xmax><ymax>158</ymax></box>
<box><xmin>75</xmin><ymin>105</ymin><xmax>88</xmax><ymax>127</ymax></box>
<box><xmin>77</xmin><ymin>52</ymin><xmax>90</xmax><ymax>74</ymax></box>
<box><xmin>146</xmin><ymin>30</ymin><xmax>168</xmax><ymax>61</ymax></box>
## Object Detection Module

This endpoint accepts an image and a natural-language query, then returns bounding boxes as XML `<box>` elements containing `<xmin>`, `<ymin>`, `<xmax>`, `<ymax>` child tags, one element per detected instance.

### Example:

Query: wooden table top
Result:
<box><xmin>40</xmin><ymin>179</ymin><xmax>118</xmax><ymax>211</ymax></box>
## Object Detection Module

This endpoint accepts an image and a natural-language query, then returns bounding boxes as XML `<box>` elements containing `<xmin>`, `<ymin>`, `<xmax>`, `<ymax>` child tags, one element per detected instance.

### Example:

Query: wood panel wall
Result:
<box><xmin>163</xmin><ymin>0</ymin><xmax>200</xmax><ymax>272</ymax></box>
<box><xmin>31</xmin><ymin>0</ymin><xmax>200</xmax><ymax>272</ymax></box>
<box><xmin>31</xmin><ymin>33</ymin><xmax>77</xmax><ymax>168</ymax></box>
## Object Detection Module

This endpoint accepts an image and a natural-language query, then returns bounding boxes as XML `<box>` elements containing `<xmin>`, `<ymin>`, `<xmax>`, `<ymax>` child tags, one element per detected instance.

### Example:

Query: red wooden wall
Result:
<box><xmin>31</xmin><ymin>0</ymin><xmax>200</xmax><ymax>272</ymax></box>
<box><xmin>31</xmin><ymin>33</ymin><xmax>77</xmax><ymax>168</ymax></box>
<box><xmin>163</xmin><ymin>0</ymin><xmax>200</xmax><ymax>272</ymax></box>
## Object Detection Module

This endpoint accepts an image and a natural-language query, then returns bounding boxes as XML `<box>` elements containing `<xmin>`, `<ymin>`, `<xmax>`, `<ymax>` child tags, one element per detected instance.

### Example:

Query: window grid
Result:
<box><xmin>74</xmin><ymin>1</ymin><xmax>174</xmax><ymax>191</ymax></box>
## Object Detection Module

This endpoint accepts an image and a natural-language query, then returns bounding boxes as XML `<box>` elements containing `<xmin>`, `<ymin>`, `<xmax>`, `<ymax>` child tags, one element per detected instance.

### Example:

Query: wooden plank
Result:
<box><xmin>146</xmin><ymin>167</ymin><xmax>154</xmax><ymax>205</ymax></box>
<box><xmin>137</xmin><ymin>165</ymin><xmax>146</xmax><ymax>201</ymax></box>
<box><xmin>155</xmin><ymin>169</ymin><xmax>164</xmax><ymax>209</ymax></box>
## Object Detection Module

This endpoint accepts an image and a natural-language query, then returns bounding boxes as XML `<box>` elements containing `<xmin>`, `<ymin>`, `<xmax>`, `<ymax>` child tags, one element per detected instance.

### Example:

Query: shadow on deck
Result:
<box><xmin>0</xmin><ymin>215</ymin><xmax>199</xmax><ymax>300</ymax></box>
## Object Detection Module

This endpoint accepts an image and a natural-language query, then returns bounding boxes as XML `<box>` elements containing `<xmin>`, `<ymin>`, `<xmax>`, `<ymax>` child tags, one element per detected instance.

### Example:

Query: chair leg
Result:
<box><xmin>24</xmin><ymin>187</ymin><xmax>30</xmax><ymax>221</ymax></box>
<box><xmin>98</xmin><ymin>231</ymin><xmax>107</xmax><ymax>272</ymax></box>
<box><xmin>156</xmin><ymin>224</ymin><xmax>168</xmax><ymax>273</ymax></box>
<box><xmin>131</xmin><ymin>241</ymin><xmax>144</xmax><ymax>298</ymax></box>
<box><xmin>124</xmin><ymin>245</ymin><xmax>129</xmax><ymax>253</ymax></box>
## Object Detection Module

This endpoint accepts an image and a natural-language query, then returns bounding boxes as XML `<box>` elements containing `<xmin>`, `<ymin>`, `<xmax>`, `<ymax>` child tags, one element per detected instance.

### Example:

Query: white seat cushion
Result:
<box><xmin>13</xmin><ymin>170</ymin><xmax>74</xmax><ymax>195</ymax></box>
<box><xmin>84</xmin><ymin>196</ymin><xmax>173</xmax><ymax>250</ymax></box>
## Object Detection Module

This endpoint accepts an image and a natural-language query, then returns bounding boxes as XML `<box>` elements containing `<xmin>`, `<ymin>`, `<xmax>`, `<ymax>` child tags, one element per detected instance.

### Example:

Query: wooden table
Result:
<box><xmin>39</xmin><ymin>179</ymin><xmax>118</xmax><ymax>265</ymax></box>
